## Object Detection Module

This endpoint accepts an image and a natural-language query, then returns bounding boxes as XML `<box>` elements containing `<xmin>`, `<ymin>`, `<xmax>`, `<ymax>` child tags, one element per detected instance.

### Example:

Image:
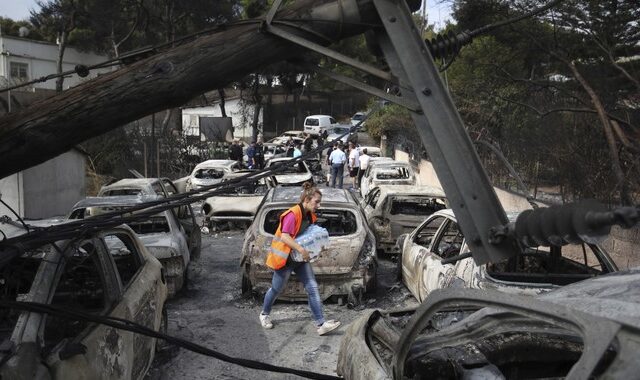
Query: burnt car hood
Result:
<box><xmin>338</xmin><ymin>269</ymin><xmax>640</xmax><ymax>380</ymax></box>
<box><xmin>205</xmin><ymin>195</ymin><xmax>263</xmax><ymax>215</ymax></box>
<box><xmin>273</xmin><ymin>173</ymin><xmax>312</xmax><ymax>185</ymax></box>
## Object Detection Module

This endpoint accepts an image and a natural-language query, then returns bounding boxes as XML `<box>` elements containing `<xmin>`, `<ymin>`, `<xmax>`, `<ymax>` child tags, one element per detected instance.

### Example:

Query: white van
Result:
<box><xmin>303</xmin><ymin>115</ymin><xmax>338</xmax><ymax>135</ymax></box>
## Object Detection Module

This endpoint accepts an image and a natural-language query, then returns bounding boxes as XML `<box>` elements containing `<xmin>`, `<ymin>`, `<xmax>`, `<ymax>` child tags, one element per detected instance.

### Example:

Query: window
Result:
<box><xmin>368</xmin><ymin>189</ymin><xmax>381</xmax><ymax>208</ymax></box>
<box><xmin>264</xmin><ymin>209</ymin><xmax>358</xmax><ymax>236</ymax></box>
<box><xmin>330</xmin><ymin>117</ymin><xmax>336</xmax><ymax>124</ymax></box>
<box><xmin>414</xmin><ymin>216</ymin><xmax>446</xmax><ymax>247</ymax></box>
<box><xmin>306</xmin><ymin>118</ymin><xmax>319</xmax><ymax>126</ymax></box>
<box><xmin>44</xmin><ymin>241</ymin><xmax>108</xmax><ymax>349</ymax></box>
<box><xmin>390</xmin><ymin>197</ymin><xmax>446</xmax><ymax>216</ymax></box>
<box><xmin>152</xmin><ymin>182</ymin><xmax>165</xmax><ymax>196</ymax></box>
<box><xmin>103</xmin><ymin>233</ymin><xmax>143</xmax><ymax>288</ymax></box>
<box><xmin>10</xmin><ymin>62</ymin><xmax>28</xmax><ymax>83</ymax></box>
<box><xmin>127</xmin><ymin>215</ymin><xmax>171</xmax><ymax>235</ymax></box>
<box><xmin>433</xmin><ymin>221</ymin><xmax>464</xmax><ymax>259</ymax></box>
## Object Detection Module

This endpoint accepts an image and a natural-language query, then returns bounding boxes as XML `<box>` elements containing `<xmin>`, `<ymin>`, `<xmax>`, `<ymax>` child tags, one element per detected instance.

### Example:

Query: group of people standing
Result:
<box><xmin>228</xmin><ymin>138</ymin><xmax>265</xmax><ymax>169</ymax></box>
<box><xmin>327</xmin><ymin>141</ymin><xmax>370</xmax><ymax>190</ymax></box>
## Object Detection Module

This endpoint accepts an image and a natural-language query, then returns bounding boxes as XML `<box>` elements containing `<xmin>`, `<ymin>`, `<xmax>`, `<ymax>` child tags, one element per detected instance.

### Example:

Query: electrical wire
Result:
<box><xmin>0</xmin><ymin>199</ymin><xmax>29</xmax><ymax>233</ymax></box>
<box><xmin>0</xmin><ymin>300</ymin><xmax>341</xmax><ymax>380</ymax></box>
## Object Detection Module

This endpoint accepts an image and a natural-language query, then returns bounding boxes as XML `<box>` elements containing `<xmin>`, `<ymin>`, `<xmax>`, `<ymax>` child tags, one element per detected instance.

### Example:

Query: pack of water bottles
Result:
<box><xmin>290</xmin><ymin>225</ymin><xmax>330</xmax><ymax>262</ymax></box>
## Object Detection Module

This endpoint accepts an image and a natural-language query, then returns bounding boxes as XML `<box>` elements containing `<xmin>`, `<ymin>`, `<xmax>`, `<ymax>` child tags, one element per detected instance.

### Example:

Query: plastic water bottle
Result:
<box><xmin>291</xmin><ymin>225</ymin><xmax>330</xmax><ymax>262</ymax></box>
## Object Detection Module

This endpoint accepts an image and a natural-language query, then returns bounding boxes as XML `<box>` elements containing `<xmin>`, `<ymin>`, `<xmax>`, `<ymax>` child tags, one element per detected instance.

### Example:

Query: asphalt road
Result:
<box><xmin>146</xmin><ymin>229</ymin><xmax>417</xmax><ymax>380</ymax></box>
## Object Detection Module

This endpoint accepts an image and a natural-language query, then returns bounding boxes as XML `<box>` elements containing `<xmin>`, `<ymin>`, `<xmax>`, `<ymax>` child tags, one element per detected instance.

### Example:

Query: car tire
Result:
<box><xmin>241</xmin><ymin>271</ymin><xmax>252</xmax><ymax>295</ymax></box>
<box><xmin>156</xmin><ymin>307</ymin><xmax>169</xmax><ymax>352</ymax></box>
<box><xmin>396</xmin><ymin>252</ymin><xmax>403</xmax><ymax>281</ymax></box>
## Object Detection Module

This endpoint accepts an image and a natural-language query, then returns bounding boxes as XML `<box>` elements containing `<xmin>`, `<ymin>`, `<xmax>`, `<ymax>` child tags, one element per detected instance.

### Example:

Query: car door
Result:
<box><xmin>46</xmin><ymin>238</ymin><xmax>135</xmax><ymax>380</ymax></box>
<box><xmin>418</xmin><ymin>219</ymin><xmax>464</xmax><ymax>301</ymax></box>
<box><xmin>163</xmin><ymin>179</ymin><xmax>202</xmax><ymax>260</ymax></box>
<box><xmin>361</xmin><ymin>187</ymin><xmax>381</xmax><ymax>221</ymax></box>
<box><xmin>101</xmin><ymin>229</ymin><xmax>166</xmax><ymax>379</ymax></box>
<box><xmin>402</xmin><ymin>215</ymin><xmax>447</xmax><ymax>300</ymax></box>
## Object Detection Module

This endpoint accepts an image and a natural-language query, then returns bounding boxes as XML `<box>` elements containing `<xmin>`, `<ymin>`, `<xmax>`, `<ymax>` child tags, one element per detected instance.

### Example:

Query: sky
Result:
<box><xmin>1</xmin><ymin>0</ymin><xmax>452</xmax><ymax>28</ymax></box>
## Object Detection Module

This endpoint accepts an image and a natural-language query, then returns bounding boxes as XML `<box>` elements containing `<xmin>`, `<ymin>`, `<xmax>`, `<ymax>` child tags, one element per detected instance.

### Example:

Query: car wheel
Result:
<box><xmin>396</xmin><ymin>252</ymin><xmax>403</xmax><ymax>281</ymax></box>
<box><xmin>156</xmin><ymin>307</ymin><xmax>169</xmax><ymax>352</ymax></box>
<box><xmin>241</xmin><ymin>271</ymin><xmax>252</xmax><ymax>295</ymax></box>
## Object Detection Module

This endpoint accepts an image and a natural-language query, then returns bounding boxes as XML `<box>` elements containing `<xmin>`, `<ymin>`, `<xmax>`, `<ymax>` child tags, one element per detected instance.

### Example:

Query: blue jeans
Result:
<box><xmin>262</xmin><ymin>262</ymin><xmax>325</xmax><ymax>326</ymax></box>
<box><xmin>330</xmin><ymin>163</ymin><xmax>344</xmax><ymax>188</ymax></box>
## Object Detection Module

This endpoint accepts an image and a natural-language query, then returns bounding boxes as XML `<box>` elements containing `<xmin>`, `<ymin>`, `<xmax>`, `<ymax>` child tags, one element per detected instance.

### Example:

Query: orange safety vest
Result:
<box><xmin>265</xmin><ymin>204</ymin><xmax>317</xmax><ymax>270</ymax></box>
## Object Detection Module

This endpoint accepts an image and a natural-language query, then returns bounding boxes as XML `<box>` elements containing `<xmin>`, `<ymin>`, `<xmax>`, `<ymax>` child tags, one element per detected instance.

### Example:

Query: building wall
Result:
<box><xmin>0</xmin><ymin>35</ymin><xmax>114</xmax><ymax>90</ymax></box>
<box><xmin>0</xmin><ymin>173</ymin><xmax>24</xmax><ymax>218</ymax></box>
<box><xmin>181</xmin><ymin>98</ymin><xmax>261</xmax><ymax>141</ymax></box>
<box><xmin>20</xmin><ymin>150</ymin><xmax>86</xmax><ymax>219</ymax></box>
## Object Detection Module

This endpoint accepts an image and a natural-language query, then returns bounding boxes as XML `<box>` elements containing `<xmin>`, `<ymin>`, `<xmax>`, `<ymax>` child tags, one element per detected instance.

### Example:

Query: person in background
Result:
<box><xmin>260</xmin><ymin>182</ymin><xmax>341</xmax><ymax>336</ymax></box>
<box><xmin>286</xmin><ymin>136</ymin><xmax>295</xmax><ymax>157</ymax></box>
<box><xmin>328</xmin><ymin>142</ymin><xmax>346</xmax><ymax>189</ymax></box>
<box><xmin>254</xmin><ymin>141</ymin><xmax>265</xmax><ymax>169</ymax></box>
<box><xmin>293</xmin><ymin>144</ymin><xmax>303</xmax><ymax>158</ymax></box>
<box><xmin>347</xmin><ymin>141</ymin><xmax>360</xmax><ymax>190</ymax></box>
<box><xmin>358</xmin><ymin>148</ymin><xmax>371</xmax><ymax>188</ymax></box>
<box><xmin>229</xmin><ymin>138</ymin><xmax>243</xmax><ymax>166</ymax></box>
<box><xmin>246</xmin><ymin>141</ymin><xmax>256</xmax><ymax>169</ymax></box>
<box><xmin>303</xmin><ymin>133</ymin><xmax>314</xmax><ymax>153</ymax></box>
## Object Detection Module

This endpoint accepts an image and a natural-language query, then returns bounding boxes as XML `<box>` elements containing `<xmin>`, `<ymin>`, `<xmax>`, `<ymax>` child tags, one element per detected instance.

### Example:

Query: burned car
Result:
<box><xmin>338</xmin><ymin>270</ymin><xmax>640</xmax><ymax>380</ymax></box>
<box><xmin>98</xmin><ymin>177</ymin><xmax>178</xmax><ymax>197</ymax></box>
<box><xmin>360</xmin><ymin>160</ymin><xmax>417</xmax><ymax>198</ymax></box>
<box><xmin>264</xmin><ymin>157</ymin><xmax>313</xmax><ymax>186</ymax></box>
<box><xmin>0</xmin><ymin>221</ymin><xmax>167</xmax><ymax>379</ymax></box>
<box><xmin>202</xmin><ymin>171</ymin><xmax>276</xmax><ymax>229</ymax></box>
<box><xmin>69</xmin><ymin>195</ymin><xmax>194</xmax><ymax>297</ymax></box>
<box><xmin>398</xmin><ymin>209</ymin><xmax>617</xmax><ymax>302</ymax></box>
<box><xmin>240</xmin><ymin>187</ymin><xmax>377</xmax><ymax>304</ymax></box>
<box><xmin>361</xmin><ymin>185</ymin><xmax>447</xmax><ymax>255</ymax></box>
<box><xmin>98</xmin><ymin>178</ymin><xmax>201</xmax><ymax>262</ymax></box>
<box><xmin>304</xmin><ymin>157</ymin><xmax>327</xmax><ymax>185</ymax></box>
<box><xmin>185</xmin><ymin>159</ymin><xmax>242</xmax><ymax>192</ymax></box>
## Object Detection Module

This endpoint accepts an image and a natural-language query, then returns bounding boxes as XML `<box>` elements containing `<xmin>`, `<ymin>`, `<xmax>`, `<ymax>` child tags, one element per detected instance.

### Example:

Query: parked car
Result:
<box><xmin>398</xmin><ymin>209</ymin><xmax>617</xmax><ymax>302</ymax></box>
<box><xmin>262</xmin><ymin>142</ymin><xmax>288</xmax><ymax>161</ymax></box>
<box><xmin>264</xmin><ymin>157</ymin><xmax>313</xmax><ymax>186</ymax></box>
<box><xmin>350</xmin><ymin>111</ymin><xmax>367</xmax><ymax>127</ymax></box>
<box><xmin>361</xmin><ymin>185</ymin><xmax>447</xmax><ymax>255</ymax></box>
<box><xmin>360</xmin><ymin>160</ymin><xmax>417</xmax><ymax>197</ymax></box>
<box><xmin>357</xmin><ymin>146</ymin><xmax>381</xmax><ymax>157</ymax></box>
<box><xmin>185</xmin><ymin>159</ymin><xmax>242</xmax><ymax>192</ymax></box>
<box><xmin>0</xmin><ymin>221</ymin><xmax>167</xmax><ymax>379</ymax></box>
<box><xmin>202</xmin><ymin>171</ymin><xmax>276</xmax><ymax>229</ymax></box>
<box><xmin>338</xmin><ymin>270</ymin><xmax>640</xmax><ymax>379</ymax></box>
<box><xmin>69</xmin><ymin>195</ymin><xmax>196</xmax><ymax>297</ymax></box>
<box><xmin>98</xmin><ymin>179</ymin><xmax>201</xmax><ymax>263</ymax></box>
<box><xmin>303</xmin><ymin>114</ymin><xmax>338</xmax><ymax>136</ymax></box>
<box><xmin>326</xmin><ymin>125</ymin><xmax>357</xmax><ymax>145</ymax></box>
<box><xmin>240</xmin><ymin>187</ymin><xmax>377</xmax><ymax>304</ymax></box>
<box><xmin>98</xmin><ymin>177</ymin><xmax>178</xmax><ymax>197</ymax></box>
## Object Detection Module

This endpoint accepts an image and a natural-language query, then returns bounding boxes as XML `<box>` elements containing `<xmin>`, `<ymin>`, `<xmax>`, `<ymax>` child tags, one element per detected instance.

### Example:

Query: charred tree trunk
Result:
<box><xmin>0</xmin><ymin>0</ymin><xmax>373</xmax><ymax>179</ymax></box>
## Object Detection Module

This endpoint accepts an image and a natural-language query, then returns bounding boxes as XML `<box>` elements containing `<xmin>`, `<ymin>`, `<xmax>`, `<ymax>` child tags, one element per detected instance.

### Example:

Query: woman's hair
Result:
<box><xmin>300</xmin><ymin>182</ymin><xmax>322</xmax><ymax>202</ymax></box>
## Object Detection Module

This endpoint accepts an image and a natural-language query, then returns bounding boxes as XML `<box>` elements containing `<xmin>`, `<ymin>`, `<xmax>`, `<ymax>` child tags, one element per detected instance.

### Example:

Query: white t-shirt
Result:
<box><xmin>359</xmin><ymin>154</ymin><xmax>371</xmax><ymax>169</ymax></box>
<box><xmin>329</xmin><ymin>149</ymin><xmax>347</xmax><ymax>164</ymax></box>
<box><xmin>349</xmin><ymin>148</ymin><xmax>360</xmax><ymax>168</ymax></box>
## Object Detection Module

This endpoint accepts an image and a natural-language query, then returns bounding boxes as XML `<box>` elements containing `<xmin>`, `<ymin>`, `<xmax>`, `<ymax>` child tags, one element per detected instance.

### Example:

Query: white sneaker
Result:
<box><xmin>260</xmin><ymin>313</ymin><xmax>273</xmax><ymax>329</ymax></box>
<box><xmin>317</xmin><ymin>320</ymin><xmax>341</xmax><ymax>336</ymax></box>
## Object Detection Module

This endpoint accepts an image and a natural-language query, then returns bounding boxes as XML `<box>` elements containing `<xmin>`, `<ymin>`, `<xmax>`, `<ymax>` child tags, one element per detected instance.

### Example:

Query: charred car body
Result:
<box><xmin>264</xmin><ymin>157</ymin><xmax>313</xmax><ymax>186</ymax></box>
<box><xmin>202</xmin><ymin>171</ymin><xmax>276</xmax><ymax>229</ymax></box>
<box><xmin>361</xmin><ymin>185</ymin><xmax>447</xmax><ymax>255</ymax></box>
<box><xmin>338</xmin><ymin>270</ymin><xmax>640</xmax><ymax>380</ymax></box>
<box><xmin>69</xmin><ymin>195</ymin><xmax>196</xmax><ymax>297</ymax></box>
<box><xmin>398</xmin><ymin>209</ymin><xmax>617</xmax><ymax>302</ymax></box>
<box><xmin>240</xmin><ymin>187</ymin><xmax>377</xmax><ymax>304</ymax></box>
<box><xmin>185</xmin><ymin>159</ymin><xmax>242</xmax><ymax>192</ymax></box>
<box><xmin>0</xmin><ymin>221</ymin><xmax>167</xmax><ymax>380</ymax></box>
<box><xmin>360</xmin><ymin>160</ymin><xmax>417</xmax><ymax>198</ymax></box>
<box><xmin>98</xmin><ymin>178</ymin><xmax>178</xmax><ymax>198</ymax></box>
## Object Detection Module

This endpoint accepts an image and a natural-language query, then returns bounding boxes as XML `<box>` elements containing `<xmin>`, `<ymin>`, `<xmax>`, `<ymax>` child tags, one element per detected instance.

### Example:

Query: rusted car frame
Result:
<box><xmin>240</xmin><ymin>187</ymin><xmax>377</xmax><ymax>304</ymax></box>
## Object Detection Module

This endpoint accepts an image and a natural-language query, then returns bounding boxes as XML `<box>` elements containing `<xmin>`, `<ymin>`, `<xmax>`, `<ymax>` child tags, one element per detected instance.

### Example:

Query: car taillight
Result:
<box><xmin>357</xmin><ymin>236</ymin><xmax>376</xmax><ymax>267</ymax></box>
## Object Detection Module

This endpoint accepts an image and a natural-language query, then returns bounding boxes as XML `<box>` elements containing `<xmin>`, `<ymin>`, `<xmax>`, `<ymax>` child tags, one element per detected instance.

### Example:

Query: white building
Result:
<box><xmin>0</xmin><ymin>34</ymin><xmax>114</xmax><ymax>91</ymax></box>
<box><xmin>182</xmin><ymin>97</ymin><xmax>263</xmax><ymax>142</ymax></box>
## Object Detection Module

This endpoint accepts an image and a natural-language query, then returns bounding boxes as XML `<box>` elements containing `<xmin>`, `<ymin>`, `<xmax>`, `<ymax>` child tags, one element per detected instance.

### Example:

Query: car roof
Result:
<box><xmin>193</xmin><ymin>159</ymin><xmax>237</xmax><ymax>171</ymax></box>
<box><xmin>305</xmin><ymin>114</ymin><xmax>332</xmax><ymax>118</ymax></box>
<box><xmin>374</xmin><ymin>184</ymin><xmax>446</xmax><ymax>197</ymax></box>
<box><xmin>101</xmin><ymin>178</ymin><xmax>161</xmax><ymax>188</ymax></box>
<box><xmin>72</xmin><ymin>195</ymin><xmax>164</xmax><ymax>209</ymax></box>
<box><xmin>266</xmin><ymin>187</ymin><xmax>354</xmax><ymax>204</ymax></box>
